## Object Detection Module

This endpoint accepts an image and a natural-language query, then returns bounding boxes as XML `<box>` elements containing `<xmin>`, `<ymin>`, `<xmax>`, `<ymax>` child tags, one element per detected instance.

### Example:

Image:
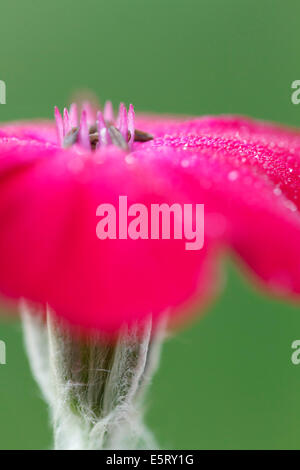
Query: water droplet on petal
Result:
<box><xmin>228</xmin><ymin>170</ymin><xmax>239</xmax><ymax>181</ymax></box>
<box><xmin>284</xmin><ymin>200</ymin><xmax>297</xmax><ymax>212</ymax></box>
<box><xmin>273</xmin><ymin>187</ymin><xmax>282</xmax><ymax>196</ymax></box>
<box><xmin>181</xmin><ymin>159</ymin><xmax>190</xmax><ymax>168</ymax></box>
<box><xmin>125</xmin><ymin>155</ymin><xmax>135</xmax><ymax>165</ymax></box>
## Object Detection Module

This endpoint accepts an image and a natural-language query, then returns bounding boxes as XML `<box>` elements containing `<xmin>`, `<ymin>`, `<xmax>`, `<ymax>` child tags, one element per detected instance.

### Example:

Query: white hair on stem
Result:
<box><xmin>20</xmin><ymin>300</ymin><xmax>167</xmax><ymax>450</ymax></box>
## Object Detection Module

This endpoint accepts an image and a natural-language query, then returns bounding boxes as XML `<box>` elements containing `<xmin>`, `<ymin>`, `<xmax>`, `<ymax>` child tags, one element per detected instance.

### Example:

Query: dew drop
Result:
<box><xmin>273</xmin><ymin>187</ymin><xmax>282</xmax><ymax>196</ymax></box>
<box><xmin>181</xmin><ymin>159</ymin><xmax>190</xmax><ymax>168</ymax></box>
<box><xmin>284</xmin><ymin>200</ymin><xmax>297</xmax><ymax>212</ymax></box>
<box><xmin>125</xmin><ymin>155</ymin><xmax>135</xmax><ymax>165</ymax></box>
<box><xmin>228</xmin><ymin>170</ymin><xmax>239</xmax><ymax>181</ymax></box>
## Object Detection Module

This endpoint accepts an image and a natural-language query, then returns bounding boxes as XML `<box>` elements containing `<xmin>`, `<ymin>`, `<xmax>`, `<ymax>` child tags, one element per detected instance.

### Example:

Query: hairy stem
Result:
<box><xmin>21</xmin><ymin>301</ymin><xmax>165</xmax><ymax>450</ymax></box>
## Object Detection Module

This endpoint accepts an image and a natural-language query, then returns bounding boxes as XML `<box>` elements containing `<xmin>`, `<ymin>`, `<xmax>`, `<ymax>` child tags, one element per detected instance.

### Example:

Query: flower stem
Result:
<box><xmin>21</xmin><ymin>301</ymin><xmax>165</xmax><ymax>450</ymax></box>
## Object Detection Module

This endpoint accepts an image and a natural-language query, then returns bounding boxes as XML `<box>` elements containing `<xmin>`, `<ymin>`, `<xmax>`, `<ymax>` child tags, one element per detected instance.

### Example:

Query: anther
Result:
<box><xmin>108</xmin><ymin>125</ymin><xmax>129</xmax><ymax>151</ymax></box>
<box><xmin>134</xmin><ymin>129</ymin><xmax>153</xmax><ymax>142</ymax></box>
<box><xmin>56</xmin><ymin>101</ymin><xmax>154</xmax><ymax>151</ymax></box>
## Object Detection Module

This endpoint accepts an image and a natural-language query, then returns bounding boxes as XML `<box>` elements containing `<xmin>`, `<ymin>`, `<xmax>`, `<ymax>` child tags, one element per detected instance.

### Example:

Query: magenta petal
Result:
<box><xmin>138</xmin><ymin>145</ymin><xmax>300</xmax><ymax>299</ymax></box>
<box><xmin>0</xmin><ymin>121</ymin><xmax>58</xmax><ymax>145</ymax></box>
<box><xmin>0</xmin><ymin>147</ymin><xmax>217</xmax><ymax>334</ymax></box>
<box><xmin>148</xmin><ymin>116</ymin><xmax>300</xmax><ymax>209</ymax></box>
<box><xmin>1</xmin><ymin>114</ymin><xmax>300</xmax><ymax>335</ymax></box>
<box><xmin>0</xmin><ymin>137</ymin><xmax>58</xmax><ymax>176</ymax></box>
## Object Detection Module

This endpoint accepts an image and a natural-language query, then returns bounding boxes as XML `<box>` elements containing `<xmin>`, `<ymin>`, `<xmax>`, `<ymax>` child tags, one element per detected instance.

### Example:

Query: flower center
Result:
<box><xmin>54</xmin><ymin>101</ymin><xmax>153</xmax><ymax>152</ymax></box>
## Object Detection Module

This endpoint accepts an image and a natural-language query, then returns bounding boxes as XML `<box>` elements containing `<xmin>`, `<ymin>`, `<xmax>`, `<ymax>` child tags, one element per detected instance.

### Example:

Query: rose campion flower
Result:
<box><xmin>2</xmin><ymin>101</ymin><xmax>300</xmax><ymax>450</ymax></box>
<box><xmin>0</xmin><ymin>103</ymin><xmax>300</xmax><ymax>335</ymax></box>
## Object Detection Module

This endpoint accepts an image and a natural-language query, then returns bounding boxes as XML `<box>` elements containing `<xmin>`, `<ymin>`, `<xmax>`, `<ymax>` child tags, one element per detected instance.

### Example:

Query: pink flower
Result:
<box><xmin>0</xmin><ymin>102</ymin><xmax>300</xmax><ymax>335</ymax></box>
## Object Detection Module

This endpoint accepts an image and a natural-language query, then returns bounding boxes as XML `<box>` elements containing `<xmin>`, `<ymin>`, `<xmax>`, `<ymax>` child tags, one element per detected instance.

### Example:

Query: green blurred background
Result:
<box><xmin>1</xmin><ymin>0</ymin><xmax>300</xmax><ymax>449</ymax></box>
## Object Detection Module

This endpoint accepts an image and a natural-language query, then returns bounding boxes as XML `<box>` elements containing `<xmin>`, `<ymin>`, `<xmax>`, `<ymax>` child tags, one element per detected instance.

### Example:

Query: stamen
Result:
<box><xmin>96</xmin><ymin>111</ymin><xmax>110</xmax><ymax>147</ymax></box>
<box><xmin>78</xmin><ymin>110</ymin><xmax>90</xmax><ymax>150</ymax></box>
<box><xmin>128</xmin><ymin>104</ymin><xmax>135</xmax><ymax>146</ymax></box>
<box><xmin>56</xmin><ymin>101</ymin><xmax>153</xmax><ymax>151</ymax></box>
<box><xmin>63</xmin><ymin>128</ymin><xmax>78</xmax><ymax>148</ymax></box>
<box><xmin>69</xmin><ymin>103</ymin><xmax>78</xmax><ymax>129</ymax></box>
<box><xmin>63</xmin><ymin>108</ymin><xmax>71</xmax><ymax>135</ymax></box>
<box><xmin>103</xmin><ymin>100</ymin><xmax>114</xmax><ymax>122</ymax></box>
<box><xmin>116</xmin><ymin>103</ymin><xmax>123</xmax><ymax>129</ymax></box>
<box><xmin>108</xmin><ymin>126</ymin><xmax>129</xmax><ymax>151</ymax></box>
<box><xmin>54</xmin><ymin>107</ymin><xmax>64</xmax><ymax>147</ymax></box>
